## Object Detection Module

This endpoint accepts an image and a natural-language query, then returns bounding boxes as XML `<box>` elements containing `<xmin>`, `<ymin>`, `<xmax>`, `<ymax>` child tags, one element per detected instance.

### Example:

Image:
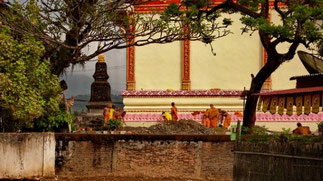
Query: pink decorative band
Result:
<box><xmin>121</xmin><ymin>90</ymin><xmax>244</xmax><ymax>97</ymax></box>
<box><xmin>123</xmin><ymin>112</ymin><xmax>322</xmax><ymax>122</ymax></box>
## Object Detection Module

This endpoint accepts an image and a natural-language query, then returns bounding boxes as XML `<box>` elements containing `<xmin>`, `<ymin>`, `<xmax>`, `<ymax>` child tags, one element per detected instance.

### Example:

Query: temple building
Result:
<box><xmin>114</xmin><ymin>1</ymin><xmax>321</xmax><ymax>131</ymax></box>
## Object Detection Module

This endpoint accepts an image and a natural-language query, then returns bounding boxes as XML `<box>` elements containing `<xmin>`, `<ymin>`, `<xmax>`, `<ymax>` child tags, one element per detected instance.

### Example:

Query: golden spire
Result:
<box><xmin>98</xmin><ymin>44</ymin><xmax>105</xmax><ymax>62</ymax></box>
<box><xmin>98</xmin><ymin>53</ymin><xmax>105</xmax><ymax>62</ymax></box>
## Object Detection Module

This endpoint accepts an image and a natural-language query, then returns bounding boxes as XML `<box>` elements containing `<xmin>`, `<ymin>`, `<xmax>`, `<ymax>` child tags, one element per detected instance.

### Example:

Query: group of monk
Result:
<box><xmin>162</xmin><ymin>102</ymin><xmax>178</xmax><ymax>121</ymax></box>
<box><xmin>202</xmin><ymin>104</ymin><xmax>232</xmax><ymax>129</ymax></box>
<box><xmin>103</xmin><ymin>103</ymin><xmax>125</xmax><ymax>126</ymax></box>
<box><xmin>162</xmin><ymin>103</ymin><xmax>233</xmax><ymax>129</ymax></box>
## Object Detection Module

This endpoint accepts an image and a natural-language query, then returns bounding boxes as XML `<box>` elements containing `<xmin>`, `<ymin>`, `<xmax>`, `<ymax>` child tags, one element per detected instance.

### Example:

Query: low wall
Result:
<box><xmin>0</xmin><ymin>133</ymin><xmax>55</xmax><ymax>179</ymax></box>
<box><xmin>55</xmin><ymin>134</ymin><xmax>234</xmax><ymax>180</ymax></box>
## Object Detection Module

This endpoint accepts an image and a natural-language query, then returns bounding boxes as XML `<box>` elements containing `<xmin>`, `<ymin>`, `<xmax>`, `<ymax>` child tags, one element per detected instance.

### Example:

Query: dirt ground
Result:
<box><xmin>119</xmin><ymin>120</ymin><xmax>226</xmax><ymax>135</ymax></box>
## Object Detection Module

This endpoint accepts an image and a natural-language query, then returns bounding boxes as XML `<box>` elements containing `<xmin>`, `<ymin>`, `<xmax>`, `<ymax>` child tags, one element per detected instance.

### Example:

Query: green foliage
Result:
<box><xmin>318</xmin><ymin>122</ymin><xmax>323</xmax><ymax>130</ymax></box>
<box><xmin>222</xmin><ymin>18</ymin><xmax>233</xmax><ymax>26</ymax></box>
<box><xmin>181</xmin><ymin>0</ymin><xmax>209</xmax><ymax>9</ymax></box>
<box><xmin>33</xmin><ymin>102</ymin><xmax>75</xmax><ymax>132</ymax></box>
<box><xmin>0</xmin><ymin>25</ymin><xmax>62</xmax><ymax>131</ymax></box>
<box><xmin>252</xmin><ymin>125</ymin><xmax>269</xmax><ymax>135</ymax></box>
<box><xmin>164</xmin><ymin>3</ymin><xmax>182</xmax><ymax>17</ymax></box>
<box><xmin>107</xmin><ymin>119</ymin><xmax>123</xmax><ymax>131</ymax></box>
<box><xmin>241</xmin><ymin>126</ymin><xmax>323</xmax><ymax>144</ymax></box>
<box><xmin>214</xmin><ymin>126</ymin><xmax>226</xmax><ymax>133</ymax></box>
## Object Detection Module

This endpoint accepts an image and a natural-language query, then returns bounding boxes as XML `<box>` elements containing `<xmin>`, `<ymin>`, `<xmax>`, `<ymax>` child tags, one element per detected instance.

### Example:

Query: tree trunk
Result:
<box><xmin>242</xmin><ymin>55</ymin><xmax>282</xmax><ymax>132</ymax></box>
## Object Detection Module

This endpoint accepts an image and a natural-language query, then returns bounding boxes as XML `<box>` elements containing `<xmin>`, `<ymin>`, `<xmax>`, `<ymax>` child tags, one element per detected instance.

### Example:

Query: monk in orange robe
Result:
<box><xmin>208</xmin><ymin>104</ymin><xmax>219</xmax><ymax>128</ymax></box>
<box><xmin>223</xmin><ymin>112</ymin><xmax>231</xmax><ymax>129</ymax></box>
<box><xmin>171</xmin><ymin>102</ymin><xmax>178</xmax><ymax>121</ymax></box>
<box><xmin>293</xmin><ymin>122</ymin><xmax>311</xmax><ymax>135</ymax></box>
<box><xmin>202</xmin><ymin>110</ymin><xmax>210</xmax><ymax>127</ymax></box>
<box><xmin>234</xmin><ymin>111</ymin><xmax>243</xmax><ymax>119</ymax></box>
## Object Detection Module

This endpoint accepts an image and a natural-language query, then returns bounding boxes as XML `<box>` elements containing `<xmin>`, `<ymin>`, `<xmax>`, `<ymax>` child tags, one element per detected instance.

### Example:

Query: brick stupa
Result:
<box><xmin>86</xmin><ymin>52</ymin><xmax>112</xmax><ymax>113</ymax></box>
<box><xmin>80</xmin><ymin>52</ymin><xmax>112</xmax><ymax>129</ymax></box>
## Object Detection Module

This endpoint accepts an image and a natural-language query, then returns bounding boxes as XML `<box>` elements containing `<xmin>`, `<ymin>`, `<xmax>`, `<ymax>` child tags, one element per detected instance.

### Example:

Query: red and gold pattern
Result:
<box><xmin>182</xmin><ymin>25</ymin><xmax>191</xmax><ymax>90</ymax></box>
<box><xmin>278</xmin><ymin>96</ymin><xmax>285</xmax><ymax>115</ymax></box>
<box><xmin>257</xmin><ymin>96</ymin><xmax>264</xmax><ymax>111</ymax></box>
<box><xmin>312</xmin><ymin>93</ymin><xmax>320</xmax><ymax>113</ymax></box>
<box><xmin>262</xmin><ymin>96</ymin><xmax>270</xmax><ymax>113</ymax></box>
<box><xmin>269</xmin><ymin>96</ymin><xmax>278</xmax><ymax>114</ymax></box>
<box><xmin>304</xmin><ymin>94</ymin><xmax>311</xmax><ymax>115</ymax></box>
<box><xmin>286</xmin><ymin>96</ymin><xmax>294</xmax><ymax>116</ymax></box>
<box><xmin>126</xmin><ymin>25</ymin><xmax>136</xmax><ymax>90</ymax></box>
<box><xmin>295</xmin><ymin>96</ymin><xmax>303</xmax><ymax>116</ymax></box>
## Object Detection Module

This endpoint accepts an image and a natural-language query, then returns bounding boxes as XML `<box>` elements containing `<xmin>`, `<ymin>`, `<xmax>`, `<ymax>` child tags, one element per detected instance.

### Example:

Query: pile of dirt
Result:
<box><xmin>120</xmin><ymin>120</ymin><xmax>218</xmax><ymax>135</ymax></box>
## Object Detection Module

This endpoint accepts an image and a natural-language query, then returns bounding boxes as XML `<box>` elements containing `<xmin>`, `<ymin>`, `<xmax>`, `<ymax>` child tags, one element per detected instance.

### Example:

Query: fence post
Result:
<box><xmin>235</xmin><ymin>120</ymin><xmax>241</xmax><ymax>149</ymax></box>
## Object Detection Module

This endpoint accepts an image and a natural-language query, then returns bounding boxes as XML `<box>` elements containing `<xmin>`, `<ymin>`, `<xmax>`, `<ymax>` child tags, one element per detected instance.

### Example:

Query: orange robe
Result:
<box><xmin>203</xmin><ymin>117</ymin><xmax>211</xmax><ymax>127</ymax></box>
<box><xmin>208</xmin><ymin>108</ymin><xmax>219</xmax><ymax>128</ymax></box>
<box><xmin>223</xmin><ymin>115</ymin><xmax>231</xmax><ymax>129</ymax></box>
<box><xmin>293</xmin><ymin>126</ymin><xmax>311</xmax><ymax>135</ymax></box>
<box><xmin>171</xmin><ymin>106</ymin><xmax>178</xmax><ymax>121</ymax></box>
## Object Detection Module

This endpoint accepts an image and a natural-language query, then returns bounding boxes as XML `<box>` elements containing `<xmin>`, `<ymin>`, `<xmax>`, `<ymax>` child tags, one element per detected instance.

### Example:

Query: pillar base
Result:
<box><xmin>181</xmin><ymin>81</ymin><xmax>191</xmax><ymax>90</ymax></box>
<box><xmin>127</xmin><ymin>81</ymin><xmax>136</xmax><ymax>90</ymax></box>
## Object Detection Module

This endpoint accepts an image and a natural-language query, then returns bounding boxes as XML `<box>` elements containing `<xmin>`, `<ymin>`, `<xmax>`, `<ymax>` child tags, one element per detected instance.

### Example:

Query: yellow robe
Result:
<box><xmin>162</xmin><ymin>112</ymin><xmax>172</xmax><ymax>121</ymax></box>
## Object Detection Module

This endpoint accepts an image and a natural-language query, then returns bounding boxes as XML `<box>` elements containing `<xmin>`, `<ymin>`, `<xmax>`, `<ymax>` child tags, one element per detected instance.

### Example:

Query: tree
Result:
<box><xmin>0</xmin><ymin>0</ymin><xmax>231</xmax><ymax>76</ymax></box>
<box><xmin>0</xmin><ymin>25</ymin><xmax>64</xmax><ymax>131</ymax></box>
<box><xmin>167</xmin><ymin>0</ymin><xmax>322</xmax><ymax>130</ymax></box>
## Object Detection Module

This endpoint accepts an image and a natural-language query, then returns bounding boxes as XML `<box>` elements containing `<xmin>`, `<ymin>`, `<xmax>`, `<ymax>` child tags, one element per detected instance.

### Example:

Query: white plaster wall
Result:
<box><xmin>123</xmin><ymin>96</ymin><xmax>243</xmax><ymax>112</ymax></box>
<box><xmin>134</xmin><ymin>12</ymin><xmax>311</xmax><ymax>91</ymax></box>
<box><xmin>0</xmin><ymin>133</ymin><xmax>55</xmax><ymax>179</ymax></box>
<box><xmin>135</xmin><ymin>41</ymin><xmax>182</xmax><ymax>90</ymax></box>
<box><xmin>191</xmin><ymin>13</ymin><xmax>262</xmax><ymax>90</ymax></box>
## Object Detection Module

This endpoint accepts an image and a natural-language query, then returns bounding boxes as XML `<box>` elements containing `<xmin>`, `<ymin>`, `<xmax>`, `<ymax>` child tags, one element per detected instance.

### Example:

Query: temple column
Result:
<box><xmin>262</xmin><ymin>9</ymin><xmax>272</xmax><ymax>90</ymax></box>
<box><xmin>127</xmin><ymin>44</ymin><xmax>135</xmax><ymax>90</ymax></box>
<box><xmin>182</xmin><ymin>25</ymin><xmax>191</xmax><ymax>90</ymax></box>
<box><xmin>126</xmin><ymin>19</ymin><xmax>136</xmax><ymax>90</ymax></box>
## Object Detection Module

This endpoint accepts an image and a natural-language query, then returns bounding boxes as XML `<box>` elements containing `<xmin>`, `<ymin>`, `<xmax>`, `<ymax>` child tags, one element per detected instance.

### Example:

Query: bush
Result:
<box><xmin>318</xmin><ymin>122</ymin><xmax>323</xmax><ymax>131</ymax></box>
<box><xmin>0</xmin><ymin>25</ymin><xmax>62</xmax><ymax>132</ymax></box>
<box><xmin>107</xmin><ymin>119</ymin><xmax>122</xmax><ymax>131</ymax></box>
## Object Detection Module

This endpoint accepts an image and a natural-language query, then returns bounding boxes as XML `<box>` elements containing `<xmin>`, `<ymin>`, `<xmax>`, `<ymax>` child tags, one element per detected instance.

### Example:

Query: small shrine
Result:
<box><xmin>80</xmin><ymin>52</ymin><xmax>112</xmax><ymax>129</ymax></box>
<box><xmin>86</xmin><ymin>52</ymin><xmax>112</xmax><ymax>113</ymax></box>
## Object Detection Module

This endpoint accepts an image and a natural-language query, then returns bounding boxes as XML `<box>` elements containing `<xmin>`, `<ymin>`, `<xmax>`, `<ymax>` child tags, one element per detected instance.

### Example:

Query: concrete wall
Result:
<box><xmin>0</xmin><ymin>133</ymin><xmax>55</xmax><ymax>179</ymax></box>
<box><xmin>55</xmin><ymin>134</ymin><xmax>234</xmax><ymax>180</ymax></box>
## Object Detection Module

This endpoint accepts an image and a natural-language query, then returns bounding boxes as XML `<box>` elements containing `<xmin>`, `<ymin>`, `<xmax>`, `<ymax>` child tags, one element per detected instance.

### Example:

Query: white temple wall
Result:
<box><xmin>135</xmin><ymin>40</ymin><xmax>182</xmax><ymax>90</ymax></box>
<box><xmin>134</xmin><ymin>12</ymin><xmax>310</xmax><ymax>91</ymax></box>
<box><xmin>191</xmin><ymin>13</ymin><xmax>262</xmax><ymax>90</ymax></box>
<box><xmin>123</xmin><ymin>96</ymin><xmax>243</xmax><ymax>112</ymax></box>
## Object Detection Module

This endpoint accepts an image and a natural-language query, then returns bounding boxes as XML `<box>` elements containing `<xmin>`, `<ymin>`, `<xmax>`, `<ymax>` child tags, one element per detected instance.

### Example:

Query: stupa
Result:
<box><xmin>80</xmin><ymin>52</ymin><xmax>112</xmax><ymax>129</ymax></box>
<box><xmin>86</xmin><ymin>52</ymin><xmax>112</xmax><ymax>113</ymax></box>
